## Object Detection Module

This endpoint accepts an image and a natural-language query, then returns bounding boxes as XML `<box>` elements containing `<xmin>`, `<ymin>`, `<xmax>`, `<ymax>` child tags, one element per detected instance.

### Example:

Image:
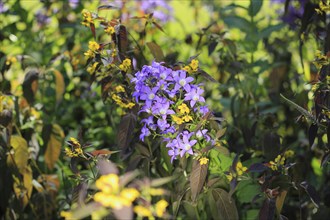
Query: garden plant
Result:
<box><xmin>1</xmin><ymin>0</ymin><xmax>330</xmax><ymax>219</ymax></box>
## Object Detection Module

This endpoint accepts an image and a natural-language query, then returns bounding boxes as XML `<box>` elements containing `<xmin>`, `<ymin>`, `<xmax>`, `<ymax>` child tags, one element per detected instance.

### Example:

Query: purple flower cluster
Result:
<box><xmin>271</xmin><ymin>0</ymin><xmax>308</xmax><ymax>29</ymax></box>
<box><xmin>132</xmin><ymin>61</ymin><xmax>212</xmax><ymax>162</ymax></box>
<box><xmin>140</xmin><ymin>0</ymin><xmax>173</xmax><ymax>23</ymax></box>
<box><xmin>35</xmin><ymin>8</ymin><xmax>51</xmax><ymax>26</ymax></box>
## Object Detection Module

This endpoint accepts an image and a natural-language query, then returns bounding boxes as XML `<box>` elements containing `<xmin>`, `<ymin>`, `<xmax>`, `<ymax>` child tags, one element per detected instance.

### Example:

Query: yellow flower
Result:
<box><xmin>226</xmin><ymin>173</ymin><xmax>234</xmax><ymax>182</ymax></box>
<box><xmin>60</xmin><ymin>211</ymin><xmax>72</xmax><ymax>219</ymax></box>
<box><xmin>95</xmin><ymin>174</ymin><xmax>119</xmax><ymax>194</ymax></box>
<box><xmin>105</xmin><ymin>26</ymin><xmax>115</xmax><ymax>34</ymax></box>
<box><xmin>171</xmin><ymin>115</ymin><xmax>184</xmax><ymax>125</ymax></box>
<box><xmin>199</xmin><ymin>157</ymin><xmax>209</xmax><ymax>165</ymax></box>
<box><xmin>149</xmin><ymin>188</ymin><xmax>164</xmax><ymax>196</ymax></box>
<box><xmin>123</xmin><ymin>58</ymin><xmax>131</xmax><ymax>67</ymax></box>
<box><xmin>155</xmin><ymin>199</ymin><xmax>168</xmax><ymax>217</ymax></box>
<box><xmin>120</xmin><ymin>188</ymin><xmax>140</xmax><ymax>202</ymax></box>
<box><xmin>284</xmin><ymin>150</ymin><xmax>294</xmax><ymax>158</ymax></box>
<box><xmin>190</xmin><ymin>59</ymin><xmax>199</xmax><ymax>71</ymax></box>
<box><xmin>115</xmin><ymin>85</ymin><xmax>125</xmax><ymax>93</ymax></box>
<box><xmin>134</xmin><ymin>205</ymin><xmax>153</xmax><ymax>218</ymax></box>
<box><xmin>178</xmin><ymin>103</ymin><xmax>190</xmax><ymax>114</ymax></box>
<box><xmin>69</xmin><ymin>137</ymin><xmax>80</xmax><ymax>147</ymax></box>
<box><xmin>269</xmin><ymin>155</ymin><xmax>285</xmax><ymax>171</ymax></box>
<box><xmin>64</xmin><ymin>148</ymin><xmax>77</xmax><ymax>158</ymax></box>
<box><xmin>182</xmin><ymin>115</ymin><xmax>192</xmax><ymax>122</ymax></box>
<box><xmin>182</xmin><ymin>66</ymin><xmax>192</xmax><ymax>73</ymax></box>
<box><xmin>87</xmin><ymin>62</ymin><xmax>99</xmax><ymax>74</ymax></box>
<box><xmin>125</xmin><ymin>102</ymin><xmax>135</xmax><ymax>109</ymax></box>
<box><xmin>6</xmin><ymin>56</ymin><xmax>17</xmax><ymax>65</ymax></box>
<box><xmin>81</xmin><ymin>9</ymin><xmax>94</xmax><ymax>27</ymax></box>
<box><xmin>94</xmin><ymin>193</ymin><xmax>130</xmax><ymax>209</ymax></box>
<box><xmin>74</xmin><ymin>147</ymin><xmax>84</xmax><ymax>156</ymax></box>
<box><xmin>88</xmin><ymin>41</ymin><xmax>100</xmax><ymax>51</ymax></box>
<box><xmin>236</xmin><ymin>162</ymin><xmax>248</xmax><ymax>176</ymax></box>
<box><xmin>84</xmin><ymin>49</ymin><xmax>95</xmax><ymax>58</ymax></box>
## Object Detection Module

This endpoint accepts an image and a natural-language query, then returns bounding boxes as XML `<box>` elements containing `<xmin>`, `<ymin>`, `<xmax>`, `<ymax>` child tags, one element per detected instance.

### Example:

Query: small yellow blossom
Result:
<box><xmin>226</xmin><ymin>172</ymin><xmax>234</xmax><ymax>182</ymax></box>
<box><xmin>119</xmin><ymin>58</ymin><xmax>131</xmax><ymax>72</ymax></box>
<box><xmin>81</xmin><ymin>9</ymin><xmax>94</xmax><ymax>27</ymax></box>
<box><xmin>120</xmin><ymin>188</ymin><xmax>140</xmax><ymax>202</ymax></box>
<box><xmin>87</xmin><ymin>62</ymin><xmax>99</xmax><ymax>74</ymax></box>
<box><xmin>95</xmin><ymin>173</ymin><xmax>119</xmax><ymax>194</ymax></box>
<box><xmin>269</xmin><ymin>155</ymin><xmax>285</xmax><ymax>171</ymax></box>
<box><xmin>88</xmin><ymin>41</ymin><xmax>100</xmax><ymax>51</ymax></box>
<box><xmin>199</xmin><ymin>157</ymin><xmax>209</xmax><ymax>165</ymax></box>
<box><xmin>94</xmin><ymin>193</ymin><xmax>130</xmax><ymax>209</ymax></box>
<box><xmin>284</xmin><ymin>150</ymin><xmax>294</xmax><ymax>158</ymax></box>
<box><xmin>182</xmin><ymin>115</ymin><xmax>192</xmax><ymax>122</ymax></box>
<box><xmin>155</xmin><ymin>199</ymin><xmax>168</xmax><ymax>217</ymax></box>
<box><xmin>6</xmin><ymin>56</ymin><xmax>17</xmax><ymax>65</ymax></box>
<box><xmin>105</xmin><ymin>26</ymin><xmax>115</xmax><ymax>34</ymax></box>
<box><xmin>125</xmin><ymin>102</ymin><xmax>135</xmax><ymax>109</ymax></box>
<box><xmin>190</xmin><ymin>59</ymin><xmax>199</xmax><ymax>71</ymax></box>
<box><xmin>64</xmin><ymin>148</ymin><xmax>77</xmax><ymax>157</ymax></box>
<box><xmin>60</xmin><ymin>211</ymin><xmax>73</xmax><ymax>219</ymax></box>
<box><xmin>182</xmin><ymin>66</ymin><xmax>191</xmax><ymax>73</ymax></box>
<box><xmin>149</xmin><ymin>188</ymin><xmax>165</xmax><ymax>196</ymax></box>
<box><xmin>69</xmin><ymin>137</ymin><xmax>80</xmax><ymax>147</ymax></box>
<box><xmin>178</xmin><ymin>103</ymin><xmax>190</xmax><ymax>114</ymax></box>
<box><xmin>84</xmin><ymin>49</ymin><xmax>95</xmax><ymax>58</ymax></box>
<box><xmin>236</xmin><ymin>162</ymin><xmax>248</xmax><ymax>176</ymax></box>
<box><xmin>134</xmin><ymin>205</ymin><xmax>153</xmax><ymax>218</ymax></box>
<box><xmin>115</xmin><ymin>85</ymin><xmax>125</xmax><ymax>93</ymax></box>
<box><xmin>171</xmin><ymin>115</ymin><xmax>184</xmax><ymax>125</ymax></box>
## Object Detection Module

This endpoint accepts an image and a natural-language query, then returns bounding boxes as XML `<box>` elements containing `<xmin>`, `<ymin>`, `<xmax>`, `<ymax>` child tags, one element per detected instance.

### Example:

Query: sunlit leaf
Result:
<box><xmin>44</xmin><ymin>124</ymin><xmax>65</xmax><ymax>170</ymax></box>
<box><xmin>13</xmin><ymin>165</ymin><xmax>32</xmax><ymax>208</ymax></box>
<box><xmin>190</xmin><ymin>159</ymin><xmax>208</xmax><ymax>201</ymax></box>
<box><xmin>7</xmin><ymin>135</ymin><xmax>29</xmax><ymax>174</ymax></box>
<box><xmin>53</xmin><ymin>70</ymin><xmax>65</xmax><ymax>104</ymax></box>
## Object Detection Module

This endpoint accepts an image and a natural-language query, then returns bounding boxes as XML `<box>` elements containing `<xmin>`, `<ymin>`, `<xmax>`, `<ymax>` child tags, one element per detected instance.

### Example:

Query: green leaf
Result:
<box><xmin>235</xmin><ymin>180</ymin><xmax>260</xmax><ymax>203</ymax></box>
<box><xmin>223</xmin><ymin>16</ymin><xmax>252</xmax><ymax>34</ymax></box>
<box><xmin>208</xmin><ymin>188</ymin><xmax>239</xmax><ymax>220</ymax></box>
<box><xmin>146</xmin><ymin>42</ymin><xmax>164</xmax><ymax>62</ymax></box>
<box><xmin>280</xmin><ymin>94</ymin><xmax>316</xmax><ymax>123</ymax></box>
<box><xmin>259</xmin><ymin>23</ymin><xmax>285</xmax><ymax>39</ymax></box>
<box><xmin>248</xmin><ymin>0</ymin><xmax>263</xmax><ymax>17</ymax></box>
<box><xmin>44</xmin><ymin>124</ymin><xmax>64</xmax><ymax>170</ymax></box>
<box><xmin>190</xmin><ymin>159</ymin><xmax>208</xmax><ymax>201</ymax></box>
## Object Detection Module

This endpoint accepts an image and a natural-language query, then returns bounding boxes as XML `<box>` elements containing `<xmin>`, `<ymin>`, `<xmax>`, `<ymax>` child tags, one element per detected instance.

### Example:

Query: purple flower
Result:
<box><xmin>138</xmin><ymin>85</ymin><xmax>159</xmax><ymax>107</ymax></box>
<box><xmin>198</xmin><ymin>105</ymin><xmax>209</xmax><ymax>116</ymax></box>
<box><xmin>184</xmin><ymin>87</ymin><xmax>205</xmax><ymax>107</ymax></box>
<box><xmin>178</xmin><ymin>132</ymin><xmax>197</xmax><ymax>157</ymax></box>
<box><xmin>196</xmin><ymin>129</ymin><xmax>211</xmax><ymax>142</ymax></box>
<box><xmin>174</xmin><ymin>70</ymin><xmax>194</xmax><ymax>92</ymax></box>
<box><xmin>35</xmin><ymin>8</ymin><xmax>51</xmax><ymax>26</ymax></box>
<box><xmin>0</xmin><ymin>1</ymin><xmax>8</xmax><ymax>13</ymax></box>
<box><xmin>140</xmin><ymin>0</ymin><xmax>173</xmax><ymax>23</ymax></box>
<box><xmin>69</xmin><ymin>0</ymin><xmax>79</xmax><ymax>8</ymax></box>
<box><xmin>157</xmin><ymin>118</ymin><xmax>170</xmax><ymax>131</ymax></box>
<box><xmin>152</xmin><ymin>98</ymin><xmax>174</xmax><ymax>116</ymax></box>
<box><xmin>140</xmin><ymin>126</ymin><xmax>151</xmax><ymax>141</ymax></box>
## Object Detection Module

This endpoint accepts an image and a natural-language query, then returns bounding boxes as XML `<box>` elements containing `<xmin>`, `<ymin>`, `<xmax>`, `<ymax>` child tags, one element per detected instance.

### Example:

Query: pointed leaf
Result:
<box><xmin>208</xmin><ymin>188</ymin><xmax>239</xmax><ymax>219</ymax></box>
<box><xmin>259</xmin><ymin>198</ymin><xmax>276</xmax><ymax>220</ymax></box>
<box><xmin>90</xmin><ymin>23</ymin><xmax>96</xmax><ymax>40</ymax></box>
<box><xmin>208</xmin><ymin>41</ymin><xmax>218</xmax><ymax>55</ymax></box>
<box><xmin>249</xmin><ymin>163</ymin><xmax>268</xmax><ymax>173</ymax></box>
<box><xmin>117</xmin><ymin>113</ymin><xmax>137</xmax><ymax>152</ymax></box>
<box><xmin>197</xmin><ymin>70</ymin><xmax>217</xmax><ymax>82</ymax></box>
<box><xmin>53</xmin><ymin>70</ymin><xmax>65</xmax><ymax>104</ymax></box>
<box><xmin>248</xmin><ymin>0</ymin><xmax>263</xmax><ymax>17</ymax></box>
<box><xmin>146</xmin><ymin>42</ymin><xmax>164</xmax><ymax>62</ymax></box>
<box><xmin>276</xmin><ymin>190</ymin><xmax>287</xmax><ymax>215</ymax></box>
<box><xmin>280</xmin><ymin>94</ymin><xmax>316</xmax><ymax>122</ymax></box>
<box><xmin>190</xmin><ymin>160</ymin><xmax>208</xmax><ymax>201</ymax></box>
<box><xmin>22</xmin><ymin>69</ymin><xmax>39</xmax><ymax>105</ymax></box>
<box><xmin>308</xmin><ymin>124</ymin><xmax>318</xmax><ymax>147</ymax></box>
<box><xmin>98</xmin><ymin>5</ymin><xmax>118</xmax><ymax>11</ymax></box>
<box><xmin>13</xmin><ymin>165</ymin><xmax>33</xmax><ymax>208</ymax></box>
<box><xmin>44</xmin><ymin>124</ymin><xmax>64</xmax><ymax>170</ymax></box>
<box><xmin>116</xmin><ymin>25</ymin><xmax>128</xmax><ymax>61</ymax></box>
<box><xmin>7</xmin><ymin>135</ymin><xmax>29</xmax><ymax>174</ymax></box>
<box><xmin>300</xmin><ymin>181</ymin><xmax>320</xmax><ymax>208</ymax></box>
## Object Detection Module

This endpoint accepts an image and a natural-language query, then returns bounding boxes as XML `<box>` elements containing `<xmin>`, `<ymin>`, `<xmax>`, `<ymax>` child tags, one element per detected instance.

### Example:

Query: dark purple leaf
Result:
<box><xmin>197</xmin><ymin>70</ymin><xmax>217</xmax><ymax>82</ymax></box>
<box><xmin>321</xmin><ymin>152</ymin><xmax>330</xmax><ymax>167</ymax></box>
<box><xmin>300</xmin><ymin>181</ymin><xmax>320</xmax><ymax>208</ymax></box>
<box><xmin>116</xmin><ymin>25</ymin><xmax>128</xmax><ymax>61</ymax></box>
<box><xmin>98</xmin><ymin>5</ymin><xmax>118</xmax><ymax>11</ymax></box>
<box><xmin>249</xmin><ymin>163</ymin><xmax>268</xmax><ymax>173</ymax></box>
<box><xmin>97</xmin><ymin>158</ymin><xmax>119</xmax><ymax>175</ymax></box>
<box><xmin>113</xmin><ymin>205</ymin><xmax>133</xmax><ymax>220</ymax></box>
<box><xmin>208</xmin><ymin>188</ymin><xmax>239</xmax><ymax>220</ymax></box>
<box><xmin>308</xmin><ymin>123</ymin><xmax>318</xmax><ymax>147</ymax></box>
<box><xmin>208</xmin><ymin>41</ymin><xmax>218</xmax><ymax>55</ymax></box>
<box><xmin>152</xmin><ymin>21</ymin><xmax>165</xmax><ymax>33</ymax></box>
<box><xmin>117</xmin><ymin>112</ymin><xmax>137</xmax><ymax>153</ymax></box>
<box><xmin>146</xmin><ymin>42</ymin><xmax>164</xmax><ymax>62</ymax></box>
<box><xmin>259</xmin><ymin>198</ymin><xmax>276</xmax><ymax>220</ymax></box>
<box><xmin>90</xmin><ymin>23</ymin><xmax>96</xmax><ymax>40</ymax></box>
<box><xmin>22</xmin><ymin>69</ymin><xmax>39</xmax><ymax>105</ymax></box>
<box><xmin>190</xmin><ymin>159</ymin><xmax>208</xmax><ymax>201</ymax></box>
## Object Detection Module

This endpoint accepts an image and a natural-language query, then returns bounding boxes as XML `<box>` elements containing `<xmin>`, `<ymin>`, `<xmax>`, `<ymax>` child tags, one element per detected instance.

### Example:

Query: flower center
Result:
<box><xmin>184</xmin><ymin>144</ymin><xmax>191</xmax><ymax>151</ymax></box>
<box><xmin>148</xmin><ymin>93</ymin><xmax>155</xmax><ymax>100</ymax></box>
<box><xmin>159</xmin><ymin>108</ymin><xmax>166</xmax><ymax>115</ymax></box>
<box><xmin>193</xmin><ymin>95</ymin><xmax>199</xmax><ymax>101</ymax></box>
<box><xmin>179</xmin><ymin>79</ymin><xmax>186</xmax><ymax>86</ymax></box>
